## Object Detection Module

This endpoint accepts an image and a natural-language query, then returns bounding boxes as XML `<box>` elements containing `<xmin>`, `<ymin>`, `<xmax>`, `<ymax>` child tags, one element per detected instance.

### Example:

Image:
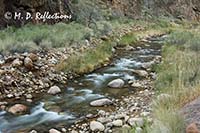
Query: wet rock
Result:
<box><xmin>90</xmin><ymin>121</ymin><xmax>105</xmax><ymax>131</ymax></box>
<box><xmin>48</xmin><ymin>86</ymin><xmax>61</xmax><ymax>95</ymax></box>
<box><xmin>132</xmin><ymin>70</ymin><xmax>148</xmax><ymax>77</ymax></box>
<box><xmin>108</xmin><ymin>78</ymin><xmax>125</xmax><ymax>88</ymax></box>
<box><xmin>86</xmin><ymin>114</ymin><xmax>95</xmax><ymax>119</ymax></box>
<box><xmin>8</xmin><ymin>104</ymin><xmax>28</xmax><ymax>115</ymax></box>
<box><xmin>24</xmin><ymin>57</ymin><xmax>33</xmax><ymax>69</ymax></box>
<box><xmin>128</xmin><ymin>118</ymin><xmax>144</xmax><ymax>127</ymax></box>
<box><xmin>12</xmin><ymin>58</ymin><xmax>23</xmax><ymax>67</ymax></box>
<box><xmin>90</xmin><ymin>98</ymin><xmax>113</xmax><ymax>107</ymax></box>
<box><xmin>29</xmin><ymin>130</ymin><xmax>38</xmax><ymax>133</ymax></box>
<box><xmin>49</xmin><ymin>129</ymin><xmax>61</xmax><ymax>133</ymax></box>
<box><xmin>112</xmin><ymin>120</ymin><xmax>123</xmax><ymax>127</ymax></box>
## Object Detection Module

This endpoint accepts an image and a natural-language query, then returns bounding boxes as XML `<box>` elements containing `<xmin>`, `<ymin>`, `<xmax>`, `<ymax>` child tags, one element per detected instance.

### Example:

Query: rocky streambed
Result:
<box><xmin>0</xmin><ymin>35</ymin><xmax>166</xmax><ymax>133</ymax></box>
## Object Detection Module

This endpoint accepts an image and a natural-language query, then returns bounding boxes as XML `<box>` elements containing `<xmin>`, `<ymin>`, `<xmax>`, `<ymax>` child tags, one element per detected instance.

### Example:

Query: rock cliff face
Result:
<box><xmin>108</xmin><ymin>0</ymin><xmax>200</xmax><ymax>21</ymax></box>
<box><xmin>0</xmin><ymin>0</ymin><xmax>200</xmax><ymax>28</ymax></box>
<box><xmin>151</xmin><ymin>0</ymin><xmax>200</xmax><ymax>21</ymax></box>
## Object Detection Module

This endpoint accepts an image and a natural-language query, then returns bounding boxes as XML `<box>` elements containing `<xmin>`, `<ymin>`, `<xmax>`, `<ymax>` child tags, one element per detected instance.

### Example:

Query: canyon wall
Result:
<box><xmin>0</xmin><ymin>0</ymin><xmax>200</xmax><ymax>28</ymax></box>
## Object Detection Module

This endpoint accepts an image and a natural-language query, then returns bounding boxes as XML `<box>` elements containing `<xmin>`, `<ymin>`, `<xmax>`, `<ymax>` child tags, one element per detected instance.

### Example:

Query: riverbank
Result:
<box><xmin>0</xmin><ymin>19</ymin><xmax>182</xmax><ymax>133</ymax></box>
<box><xmin>0</xmin><ymin>20</ymin><xmax>170</xmax><ymax>103</ymax></box>
<box><xmin>0</xmin><ymin>30</ymin><xmax>166</xmax><ymax>133</ymax></box>
<box><xmin>145</xmin><ymin>24</ymin><xmax>200</xmax><ymax>133</ymax></box>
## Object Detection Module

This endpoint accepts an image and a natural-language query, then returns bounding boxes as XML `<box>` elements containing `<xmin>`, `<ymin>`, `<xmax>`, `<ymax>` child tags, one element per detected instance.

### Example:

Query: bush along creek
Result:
<box><xmin>0</xmin><ymin>31</ymin><xmax>168</xmax><ymax>133</ymax></box>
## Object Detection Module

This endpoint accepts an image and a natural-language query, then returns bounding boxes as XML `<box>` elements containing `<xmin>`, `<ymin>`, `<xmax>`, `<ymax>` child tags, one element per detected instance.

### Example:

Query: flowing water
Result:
<box><xmin>0</xmin><ymin>36</ymin><xmax>166</xmax><ymax>133</ymax></box>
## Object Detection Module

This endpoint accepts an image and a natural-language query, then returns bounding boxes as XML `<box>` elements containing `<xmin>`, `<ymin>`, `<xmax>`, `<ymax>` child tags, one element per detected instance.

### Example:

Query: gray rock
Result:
<box><xmin>48</xmin><ymin>86</ymin><xmax>61</xmax><ymax>95</ymax></box>
<box><xmin>90</xmin><ymin>121</ymin><xmax>105</xmax><ymax>131</ymax></box>
<box><xmin>98</xmin><ymin>110</ymin><xmax>106</xmax><ymax>116</ymax></box>
<box><xmin>128</xmin><ymin>118</ymin><xmax>144</xmax><ymax>127</ymax></box>
<box><xmin>97</xmin><ymin>117</ymin><xmax>112</xmax><ymax>124</ymax></box>
<box><xmin>29</xmin><ymin>130</ymin><xmax>37</xmax><ymax>133</ymax></box>
<box><xmin>106</xmin><ymin>122</ymin><xmax>113</xmax><ymax>128</ymax></box>
<box><xmin>49</xmin><ymin>129</ymin><xmax>61</xmax><ymax>133</ymax></box>
<box><xmin>112</xmin><ymin>120</ymin><xmax>123</xmax><ymax>127</ymax></box>
<box><xmin>70</xmin><ymin>130</ymin><xmax>78</xmax><ymax>133</ymax></box>
<box><xmin>90</xmin><ymin>98</ymin><xmax>113</xmax><ymax>107</ymax></box>
<box><xmin>24</xmin><ymin>57</ymin><xmax>33</xmax><ymax>69</ymax></box>
<box><xmin>12</xmin><ymin>58</ymin><xmax>23</xmax><ymax>67</ymax></box>
<box><xmin>108</xmin><ymin>78</ymin><xmax>125</xmax><ymax>88</ymax></box>
<box><xmin>132</xmin><ymin>70</ymin><xmax>148</xmax><ymax>77</ymax></box>
<box><xmin>61</xmin><ymin>128</ymin><xmax>67</xmax><ymax>132</ymax></box>
<box><xmin>122</xmin><ymin>124</ymin><xmax>131</xmax><ymax>129</ymax></box>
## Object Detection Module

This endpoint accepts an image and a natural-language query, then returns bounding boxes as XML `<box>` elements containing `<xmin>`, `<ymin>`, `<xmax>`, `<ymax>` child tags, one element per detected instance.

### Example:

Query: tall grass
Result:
<box><xmin>56</xmin><ymin>40</ymin><xmax>114</xmax><ymax>74</ymax></box>
<box><xmin>148</xmin><ymin>29</ymin><xmax>200</xmax><ymax>133</ymax></box>
<box><xmin>0</xmin><ymin>22</ymin><xmax>93</xmax><ymax>53</ymax></box>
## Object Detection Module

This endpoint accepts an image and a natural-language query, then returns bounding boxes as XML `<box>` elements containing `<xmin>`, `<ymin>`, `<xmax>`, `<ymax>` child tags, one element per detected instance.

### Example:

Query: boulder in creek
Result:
<box><xmin>48</xmin><ymin>86</ymin><xmax>61</xmax><ymax>95</ymax></box>
<box><xmin>90</xmin><ymin>98</ymin><xmax>113</xmax><ymax>107</ymax></box>
<box><xmin>132</xmin><ymin>70</ymin><xmax>148</xmax><ymax>77</ymax></box>
<box><xmin>90</xmin><ymin>121</ymin><xmax>105</xmax><ymax>132</ymax></box>
<box><xmin>108</xmin><ymin>78</ymin><xmax>125</xmax><ymax>88</ymax></box>
<box><xmin>8</xmin><ymin>104</ymin><xmax>28</xmax><ymax>115</ymax></box>
<box><xmin>49</xmin><ymin>129</ymin><xmax>61</xmax><ymax>133</ymax></box>
<box><xmin>24</xmin><ymin>57</ymin><xmax>33</xmax><ymax>69</ymax></box>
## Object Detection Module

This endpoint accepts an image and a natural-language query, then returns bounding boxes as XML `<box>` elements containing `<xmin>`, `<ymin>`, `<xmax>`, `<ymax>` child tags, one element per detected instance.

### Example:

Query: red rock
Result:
<box><xmin>28</xmin><ymin>53</ymin><xmax>38</xmax><ymax>62</ymax></box>
<box><xmin>186</xmin><ymin>123</ymin><xmax>200</xmax><ymax>133</ymax></box>
<box><xmin>8</xmin><ymin>104</ymin><xmax>28</xmax><ymax>115</ymax></box>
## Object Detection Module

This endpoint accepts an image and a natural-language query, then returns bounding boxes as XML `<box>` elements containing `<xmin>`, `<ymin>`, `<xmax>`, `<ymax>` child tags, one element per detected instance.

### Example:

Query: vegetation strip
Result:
<box><xmin>147</xmin><ymin>26</ymin><xmax>200</xmax><ymax>133</ymax></box>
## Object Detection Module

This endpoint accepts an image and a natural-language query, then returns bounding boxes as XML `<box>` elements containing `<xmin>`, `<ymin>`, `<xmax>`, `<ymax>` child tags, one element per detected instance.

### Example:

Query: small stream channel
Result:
<box><xmin>0</xmin><ymin>35</ymin><xmax>166</xmax><ymax>133</ymax></box>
